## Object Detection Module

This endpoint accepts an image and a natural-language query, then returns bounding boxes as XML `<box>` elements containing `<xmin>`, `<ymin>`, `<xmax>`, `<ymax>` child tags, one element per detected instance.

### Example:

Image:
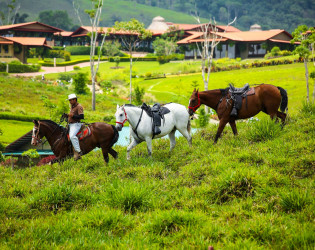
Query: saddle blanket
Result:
<box><xmin>67</xmin><ymin>126</ymin><xmax>92</xmax><ymax>141</ymax></box>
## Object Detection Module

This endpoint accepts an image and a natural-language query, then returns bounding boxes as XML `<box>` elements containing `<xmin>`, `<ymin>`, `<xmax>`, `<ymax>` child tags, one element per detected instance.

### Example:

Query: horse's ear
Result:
<box><xmin>33</xmin><ymin>120</ymin><xmax>38</xmax><ymax>125</ymax></box>
<box><xmin>193</xmin><ymin>88</ymin><xmax>196</xmax><ymax>92</ymax></box>
<box><xmin>196</xmin><ymin>88</ymin><xmax>199</xmax><ymax>93</ymax></box>
<box><xmin>116</xmin><ymin>104</ymin><xmax>119</xmax><ymax>110</ymax></box>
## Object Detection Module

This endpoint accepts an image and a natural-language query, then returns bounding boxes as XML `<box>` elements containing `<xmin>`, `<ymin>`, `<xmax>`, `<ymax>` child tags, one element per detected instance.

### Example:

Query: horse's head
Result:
<box><xmin>115</xmin><ymin>104</ymin><xmax>127</xmax><ymax>131</ymax></box>
<box><xmin>188</xmin><ymin>88</ymin><xmax>200</xmax><ymax>116</ymax></box>
<box><xmin>31</xmin><ymin>120</ymin><xmax>43</xmax><ymax>146</ymax></box>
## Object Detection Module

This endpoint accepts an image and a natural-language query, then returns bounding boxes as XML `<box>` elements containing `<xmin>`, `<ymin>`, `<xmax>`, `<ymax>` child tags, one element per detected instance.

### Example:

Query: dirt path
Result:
<box><xmin>12</xmin><ymin>61</ymin><xmax>107</xmax><ymax>77</ymax></box>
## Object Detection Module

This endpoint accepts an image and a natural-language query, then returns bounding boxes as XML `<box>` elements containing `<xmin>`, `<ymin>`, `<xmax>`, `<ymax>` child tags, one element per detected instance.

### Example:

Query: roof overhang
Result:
<box><xmin>269</xmin><ymin>39</ymin><xmax>300</xmax><ymax>45</ymax></box>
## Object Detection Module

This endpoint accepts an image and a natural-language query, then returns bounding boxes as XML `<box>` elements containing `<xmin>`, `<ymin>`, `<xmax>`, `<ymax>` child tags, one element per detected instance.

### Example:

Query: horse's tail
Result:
<box><xmin>110</xmin><ymin>125</ymin><xmax>119</xmax><ymax>148</ymax></box>
<box><xmin>277</xmin><ymin>86</ymin><xmax>288</xmax><ymax>113</ymax></box>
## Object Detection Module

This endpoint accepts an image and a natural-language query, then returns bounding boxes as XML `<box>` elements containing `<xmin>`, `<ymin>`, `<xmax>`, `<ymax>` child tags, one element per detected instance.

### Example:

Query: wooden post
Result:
<box><xmin>6</xmin><ymin>63</ymin><xmax>9</xmax><ymax>73</ymax></box>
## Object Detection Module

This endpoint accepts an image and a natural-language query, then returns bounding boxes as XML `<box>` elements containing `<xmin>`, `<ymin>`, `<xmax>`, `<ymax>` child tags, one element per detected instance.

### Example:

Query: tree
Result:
<box><xmin>193</xmin><ymin>11</ymin><xmax>236</xmax><ymax>112</ymax></box>
<box><xmin>152</xmin><ymin>37</ymin><xmax>177</xmax><ymax>56</ymax></box>
<box><xmin>38</xmin><ymin>10</ymin><xmax>73</xmax><ymax>30</ymax></box>
<box><xmin>0</xmin><ymin>0</ymin><xmax>20</xmax><ymax>25</ymax></box>
<box><xmin>102</xmin><ymin>41</ymin><xmax>121</xmax><ymax>57</ymax></box>
<box><xmin>84</xmin><ymin>0</ymin><xmax>108</xmax><ymax>110</ymax></box>
<box><xmin>112</xmin><ymin>19</ymin><xmax>152</xmax><ymax>103</ymax></box>
<box><xmin>291</xmin><ymin>25</ymin><xmax>314</xmax><ymax>102</ymax></box>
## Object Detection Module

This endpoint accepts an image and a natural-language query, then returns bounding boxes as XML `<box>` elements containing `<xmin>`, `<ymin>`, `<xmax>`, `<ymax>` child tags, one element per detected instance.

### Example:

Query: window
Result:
<box><xmin>3</xmin><ymin>45</ymin><xmax>9</xmax><ymax>53</ymax></box>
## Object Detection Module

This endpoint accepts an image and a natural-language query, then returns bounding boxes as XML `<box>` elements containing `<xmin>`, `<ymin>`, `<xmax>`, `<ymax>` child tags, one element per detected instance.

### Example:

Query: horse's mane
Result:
<box><xmin>124</xmin><ymin>104</ymin><xmax>137</xmax><ymax>107</ymax></box>
<box><xmin>40</xmin><ymin>120</ymin><xmax>66</xmax><ymax>133</ymax></box>
<box><xmin>219</xmin><ymin>87</ymin><xmax>229</xmax><ymax>96</ymax></box>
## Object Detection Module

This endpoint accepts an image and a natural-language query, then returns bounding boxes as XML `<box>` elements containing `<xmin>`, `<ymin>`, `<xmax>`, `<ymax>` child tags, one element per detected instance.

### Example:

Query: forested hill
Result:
<box><xmin>14</xmin><ymin>0</ymin><xmax>315</xmax><ymax>32</ymax></box>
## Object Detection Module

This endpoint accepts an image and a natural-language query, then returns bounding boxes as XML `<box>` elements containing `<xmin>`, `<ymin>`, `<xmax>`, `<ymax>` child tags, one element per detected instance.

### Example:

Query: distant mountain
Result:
<box><xmin>15</xmin><ymin>0</ymin><xmax>315</xmax><ymax>32</ymax></box>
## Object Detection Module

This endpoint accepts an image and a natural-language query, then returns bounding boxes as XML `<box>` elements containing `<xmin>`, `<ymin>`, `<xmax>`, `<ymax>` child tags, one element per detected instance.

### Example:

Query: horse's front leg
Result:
<box><xmin>127</xmin><ymin>137</ymin><xmax>140</xmax><ymax>160</ymax></box>
<box><xmin>214</xmin><ymin>119</ymin><xmax>229</xmax><ymax>144</ymax></box>
<box><xmin>229</xmin><ymin>119</ymin><xmax>238</xmax><ymax>136</ymax></box>
<box><xmin>145</xmin><ymin>137</ymin><xmax>153</xmax><ymax>157</ymax></box>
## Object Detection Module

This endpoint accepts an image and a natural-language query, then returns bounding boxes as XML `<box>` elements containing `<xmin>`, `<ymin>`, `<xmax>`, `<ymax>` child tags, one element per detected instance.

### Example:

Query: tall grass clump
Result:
<box><xmin>300</xmin><ymin>101</ymin><xmax>315</xmax><ymax>116</ymax></box>
<box><xmin>27</xmin><ymin>183</ymin><xmax>98</xmax><ymax>213</ymax></box>
<box><xmin>247</xmin><ymin>117</ymin><xmax>282</xmax><ymax>142</ymax></box>
<box><xmin>280</xmin><ymin>189</ymin><xmax>310</xmax><ymax>212</ymax></box>
<box><xmin>146</xmin><ymin>209</ymin><xmax>202</xmax><ymax>235</ymax></box>
<box><xmin>105</xmin><ymin>179</ymin><xmax>154</xmax><ymax>213</ymax></box>
<box><xmin>210</xmin><ymin>170</ymin><xmax>257</xmax><ymax>204</ymax></box>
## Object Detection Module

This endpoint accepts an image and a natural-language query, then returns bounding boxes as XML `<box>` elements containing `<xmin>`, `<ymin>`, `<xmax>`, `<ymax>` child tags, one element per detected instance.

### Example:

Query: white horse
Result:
<box><xmin>115</xmin><ymin>103</ymin><xmax>192</xmax><ymax>159</ymax></box>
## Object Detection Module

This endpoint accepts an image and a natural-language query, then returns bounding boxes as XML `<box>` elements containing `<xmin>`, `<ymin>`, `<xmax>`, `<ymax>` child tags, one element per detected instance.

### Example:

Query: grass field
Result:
<box><xmin>0</xmin><ymin>110</ymin><xmax>314</xmax><ymax>248</ymax></box>
<box><xmin>1</xmin><ymin>57</ymin><xmax>315</xmax><ymax>248</ymax></box>
<box><xmin>1</xmin><ymin>61</ymin><xmax>314</xmax><ymax>145</ymax></box>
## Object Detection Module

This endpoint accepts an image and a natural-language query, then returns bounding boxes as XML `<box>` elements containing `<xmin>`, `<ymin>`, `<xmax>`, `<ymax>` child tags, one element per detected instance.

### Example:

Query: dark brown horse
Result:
<box><xmin>31</xmin><ymin>120</ymin><xmax>119</xmax><ymax>163</ymax></box>
<box><xmin>188</xmin><ymin>84</ymin><xmax>288</xmax><ymax>143</ymax></box>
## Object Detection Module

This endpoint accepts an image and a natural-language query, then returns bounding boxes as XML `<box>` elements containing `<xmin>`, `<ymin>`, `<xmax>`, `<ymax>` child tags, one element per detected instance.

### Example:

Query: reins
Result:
<box><xmin>116</xmin><ymin>106</ymin><xmax>144</xmax><ymax>140</ymax></box>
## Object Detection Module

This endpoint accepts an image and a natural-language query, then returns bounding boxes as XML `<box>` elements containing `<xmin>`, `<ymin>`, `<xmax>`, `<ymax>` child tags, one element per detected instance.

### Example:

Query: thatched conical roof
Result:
<box><xmin>147</xmin><ymin>16</ymin><xmax>169</xmax><ymax>31</ymax></box>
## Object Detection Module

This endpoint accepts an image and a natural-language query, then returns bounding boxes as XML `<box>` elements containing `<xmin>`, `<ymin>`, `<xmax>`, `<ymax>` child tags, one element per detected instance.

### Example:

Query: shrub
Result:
<box><xmin>58</xmin><ymin>73</ymin><xmax>73</xmax><ymax>82</ymax></box>
<box><xmin>73</xmin><ymin>66</ymin><xmax>80</xmax><ymax>70</ymax></box>
<box><xmin>196</xmin><ymin>108</ymin><xmax>209</xmax><ymax>127</ymax></box>
<box><xmin>0</xmin><ymin>62</ymin><xmax>41</xmax><ymax>73</ymax></box>
<box><xmin>114</xmin><ymin>56</ymin><xmax>120</xmax><ymax>67</ymax></box>
<box><xmin>247</xmin><ymin>117</ymin><xmax>282</xmax><ymax>142</ymax></box>
<box><xmin>73</xmin><ymin>72</ymin><xmax>89</xmax><ymax>94</ymax></box>
<box><xmin>133</xmin><ymin>85</ymin><xmax>145</xmax><ymax>106</ymax></box>
<box><xmin>22</xmin><ymin>149</ymin><xmax>39</xmax><ymax>167</ymax></box>
<box><xmin>66</xmin><ymin>46</ymin><xmax>99</xmax><ymax>55</ymax></box>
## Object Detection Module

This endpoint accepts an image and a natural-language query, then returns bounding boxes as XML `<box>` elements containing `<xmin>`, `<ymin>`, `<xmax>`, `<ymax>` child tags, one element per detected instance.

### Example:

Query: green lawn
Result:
<box><xmin>1</xmin><ymin>61</ymin><xmax>314</xmax><ymax>145</ymax></box>
<box><xmin>0</xmin><ymin>120</ymin><xmax>33</xmax><ymax>145</ymax></box>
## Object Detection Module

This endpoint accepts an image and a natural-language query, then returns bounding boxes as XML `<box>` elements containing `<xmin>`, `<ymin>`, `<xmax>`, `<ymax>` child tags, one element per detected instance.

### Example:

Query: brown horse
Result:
<box><xmin>188</xmin><ymin>84</ymin><xmax>288</xmax><ymax>143</ymax></box>
<box><xmin>31</xmin><ymin>120</ymin><xmax>119</xmax><ymax>163</ymax></box>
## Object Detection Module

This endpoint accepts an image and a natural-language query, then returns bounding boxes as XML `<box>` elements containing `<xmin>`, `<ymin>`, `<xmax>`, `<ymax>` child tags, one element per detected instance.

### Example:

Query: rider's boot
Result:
<box><xmin>73</xmin><ymin>147</ymin><xmax>82</xmax><ymax>161</ymax></box>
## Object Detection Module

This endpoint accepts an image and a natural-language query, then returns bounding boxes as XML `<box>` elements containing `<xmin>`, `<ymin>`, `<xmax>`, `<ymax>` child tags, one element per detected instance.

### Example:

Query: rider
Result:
<box><xmin>67</xmin><ymin>93</ymin><xmax>84</xmax><ymax>160</ymax></box>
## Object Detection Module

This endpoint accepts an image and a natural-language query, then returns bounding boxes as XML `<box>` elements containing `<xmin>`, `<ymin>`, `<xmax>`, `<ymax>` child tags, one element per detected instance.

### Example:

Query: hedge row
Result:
<box><xmin>39</xmin><ymin>58</ymin><xmax>108</xmax><ymax>67</ymax></box>
<box><xmin>108</xmin><ymin>56</ymin><xmax>157</xmax><ymax>62</ymax></box>
<box><xmin>0</xmin><ymin>62</ymin><xmax>41</xmax><ymax>73</ymax></box>
<box><xmin>0</xmin><ymin>113</ymin><xmax>42</xmax><ymax>122</ymax></box>
<box><xmin>208</xmin><ymin>57</ymin><xmax>300</xmax><ymax>73</ymax></box>
<box><xmin>65</xmin><ymin>46</ymin><xmax>101</xmax><ymax>55</ymax></box>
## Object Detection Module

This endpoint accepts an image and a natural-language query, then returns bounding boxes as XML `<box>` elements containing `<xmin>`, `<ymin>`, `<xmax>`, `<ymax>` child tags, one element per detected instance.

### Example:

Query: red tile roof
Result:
<box><xmin>0</xmin><ymin>21</ymin><xmax>63</xmax><ymax>32</ymax></box>
<box><xmin>177</xmin><ymin>29</ymin><xmax>294</xmax><ymax>44</ymax></box>
<box><xmin>216</xmin><ymin>25</ymin><xmax>241</xmax><ymax>32</ymax></box>
<box><xmin>0</xmin><ymin>36</ymin><xmax>51</xmax><ymax>47</ymax></box>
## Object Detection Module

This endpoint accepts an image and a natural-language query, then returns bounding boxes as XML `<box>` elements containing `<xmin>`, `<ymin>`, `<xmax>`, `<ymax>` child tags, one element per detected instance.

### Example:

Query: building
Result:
<box><xmin>177</xmin><ymin>24</ymin><xmax>298</xmax><ymax>59</ymax></box>
<box><xmin>0</xmin><ymin>21</ymin><xmax>63</xmax><ymax>46</ymax></box>
<box><xmin>0</xmin><ymin>36</ymin><xmax>51</xmax><ymax>63</ymax></box>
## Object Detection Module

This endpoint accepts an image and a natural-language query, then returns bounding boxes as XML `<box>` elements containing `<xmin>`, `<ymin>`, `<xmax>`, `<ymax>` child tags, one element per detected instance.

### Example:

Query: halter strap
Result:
<box><xmin>32</xmin><ymin>121</ymin><xmax>42</xmax><ymax>143</ymax></box>
<box><xmin>116</xmin><ymin>107</ymin><xmax>128</xmax><ymax>126</ymax></box>
<box><xmin>188</xmin><ymin>92</ymin><xmax>201</xmax><ymax>112</ymax></box>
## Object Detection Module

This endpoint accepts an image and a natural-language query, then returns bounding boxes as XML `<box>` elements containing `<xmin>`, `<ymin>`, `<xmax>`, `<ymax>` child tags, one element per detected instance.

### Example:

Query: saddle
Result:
<box><xmin>67</xmin><ymin>124</ymin><xmax>92</xmax><ymax>141</ymax></box>
<box><xmin>141</xmin><ymin>103</ymin><xmax>170</xmax><ymax>138</ymax></box>
<box><xmin>229</xmin><ymin>83</ymin><xmax>255</xmax><ymax>117</ymax></box>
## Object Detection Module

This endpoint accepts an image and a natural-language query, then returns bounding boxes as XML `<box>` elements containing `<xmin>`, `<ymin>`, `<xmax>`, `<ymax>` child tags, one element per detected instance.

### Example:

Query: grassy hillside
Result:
<box><xmin>20</xmin><ymin>0</ymin><xmax>206</xmax><ymax>28</ymax></box>
<box><xmin>0</xmin><ymin>60</ymin><xmax>314</xmax><ymax>145</ymax></box>
<box><xmin>0</xmin><ymin>110</ymin><xmax>314</xmax><ymax>248</ymax></box>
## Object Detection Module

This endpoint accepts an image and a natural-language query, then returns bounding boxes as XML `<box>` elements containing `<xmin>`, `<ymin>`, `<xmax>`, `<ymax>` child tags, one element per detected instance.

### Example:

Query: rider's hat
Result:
<box><xmin>68</xmin><ymin>93</ymin><xmax>77</xmax><ymax>100</ymax></box>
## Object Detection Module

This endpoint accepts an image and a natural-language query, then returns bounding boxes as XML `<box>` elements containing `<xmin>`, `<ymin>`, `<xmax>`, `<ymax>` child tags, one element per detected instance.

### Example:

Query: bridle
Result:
<box><xmin>32</xmin><ymin>122</ymin><xmax>42</xmax><ymax>144</ymax></box>
<box><xmin>116</xmin><ymin>107</ymin><xmax>128</xmax><ymax>127</ymax></box>
<box><xmin>188</xmin><ymin>92</ymin><xmax>201</xmax><ymax>113</ymax></box>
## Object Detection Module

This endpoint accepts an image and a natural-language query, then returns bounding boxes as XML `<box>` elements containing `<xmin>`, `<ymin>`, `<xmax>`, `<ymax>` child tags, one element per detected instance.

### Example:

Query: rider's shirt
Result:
<box><xmin>69</xmin><ymin>103</ymin><xmax>84</xmax><ymax>123</ymax></box>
